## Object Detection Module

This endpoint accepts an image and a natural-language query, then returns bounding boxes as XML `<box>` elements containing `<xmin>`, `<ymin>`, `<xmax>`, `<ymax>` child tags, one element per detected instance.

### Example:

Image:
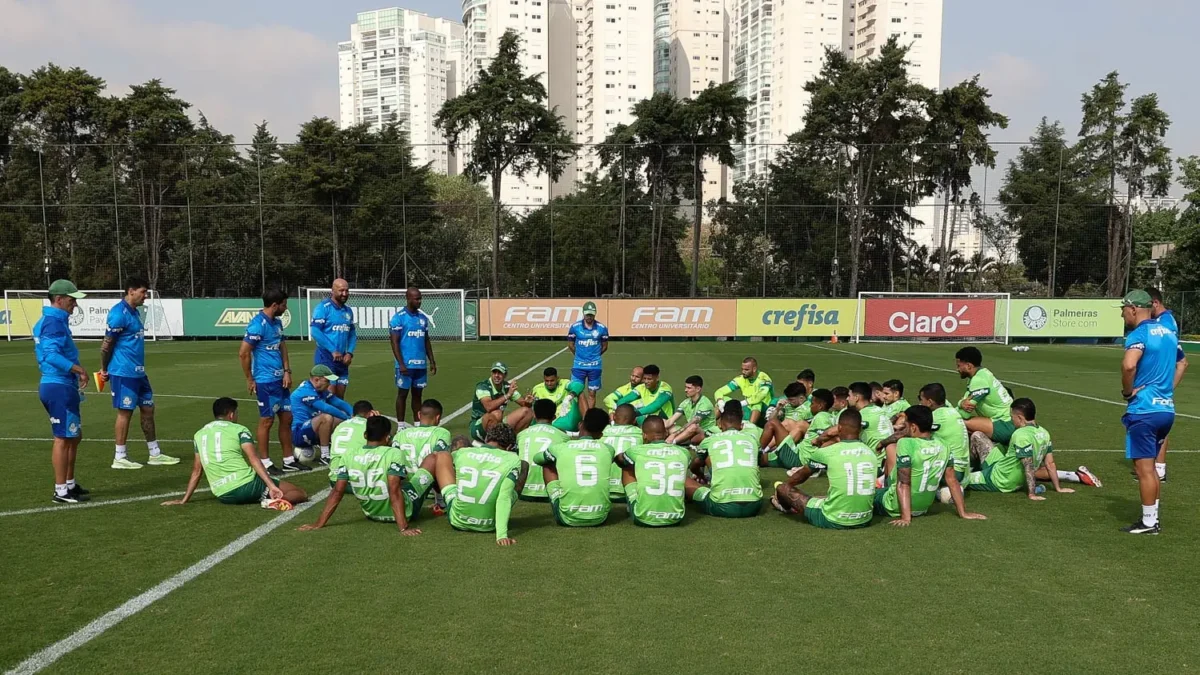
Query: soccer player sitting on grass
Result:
<box><xmin>615</xmin><ymin>416</ymin><xmax>691</xmax><ymax>527</ymax></box>
<box><xmin>469</xmin><ymin>362</ymin><xmax>534</xmax><ymax>444</ymax></box>
<box><xmin>535</xmin><ymin>409</ymin><xmax>615</xmax><ymax>527</ymax></box>
<box><xmin>516</xmin><ymin>399</ymin><xmax>569</xmax><ymax>501</ymax></box>
<box><xmin>836</xmin><ymin>381</ymin><xmax>894</xmax><ymax>454</ymax></box>
<box><xmin>872</xmin><ymin>405</ymin><xmax>984</xmax><ymax>526</ymax></box>
<box><xmin>604</xmin><ymin>367</ymin><xmax>644</xmax><ymax>414</ymax></box>
<box><xmin>794</xmin><ymin>369</ymin><xmax>817</xmax><ymax>421</ymax></box>
<box><xmin>916</xmin><ymin>383</ymin><xmax>969</xmax><ymax>482</ymax></box>
<box><xmin>954</xmin><ymin>346</ymin><xmax>1017</xmax><ymax>446</ymax></box>
<box><xmin>289</xmin><ymin>365</ymin><xmax>353</xmax><ymax>470</ymax></box>
<box><xmin>762</xmin><ymin>388</ymin><xmax>836</xmax><ymax>471</ymax></box>
<box><xmin>687</xmin><ymin>408</ymin><xmax>763</xmax><ymax>518</ymax></box>
<box><xmin>392</xmin><ymin>399</ymin><xmax>451</xmax><ymax>474</ymax></box>
<box><xmin>299</xmin><ymin>416</ymin><xmax>434</xmax><ymax>535</ymax></box>
<box><xmin>634</xmin><ymin>364</ymin><xmax>675</xmax><ymax>424</ymax></box>
<box><xmin>602</xmin><ymin>404</ymin><xmax>643</xmax><ymax>502</ymax></box>
<box><xmin>328</xmin><ymin>400</ymin><xmax>377</xmax><ymax>488</ymax></box>
<box><xmin>437</xmin><ymin>423</ymin><xmax>527</xmax><ymax>546</ymax></box>
<box><xmin>830</xmin><ymin>386</ymin><xmax>850</xmax><ymax>421</ymax></box>
<box><xmin>880</xmin><ymin>379</ymin><xmax>910</xmax><ymax>420</ymax></box>
<box><xmin>771</xmin><ymin>408</ymin><xmax>878</xmax><ymax>530</ymax></box>
<box><xmin>665</xmin><ymin>375</ymin><xmax>718</xmax><ymax>446</ymax></box>
<box><xmin>163</xmin><ymin>397</ymin><xmax>307</xmax><ymax>509</ymax></box>
<box><xmin>532</xmin><ymin>368</ymin><xmax>588</xmax><ymax>433</ymax></box>
<box><xmin>760</xmin><ymin>382</ymin><xmax>809</xmax><ymax>449</ymax></box>
<box><xmin>714</xmin><ymin>357</ymin><xmax>774</xmax><ymax>424</ymax></box>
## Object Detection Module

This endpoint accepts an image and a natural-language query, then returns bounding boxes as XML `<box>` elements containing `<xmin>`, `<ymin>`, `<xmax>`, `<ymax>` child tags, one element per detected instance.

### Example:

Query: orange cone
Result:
<box><xmin>94</xmin><ymin>371</ymin><xmax>107</xmax><ymax>392</ymax></box>
<box><xmin>830</xmin><ymin>330</ymin><xmax>839</xmax><ymax>344</ymax></box>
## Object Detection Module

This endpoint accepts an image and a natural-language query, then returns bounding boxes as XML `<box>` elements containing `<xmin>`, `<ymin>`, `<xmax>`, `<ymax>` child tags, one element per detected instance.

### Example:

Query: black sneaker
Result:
<box><xmin>266</xmin><ymin>465</ymin><xmax>285</xmax><ymax>478</ymax></box>
<box><xmin>70</xmin><ymin>484</ymin><xmax>90</xmax><ymax>496</ymax></box>
<box><xmin>1121</xmin><ymin>520</ymin><xmax>1161</xmax><ymax>535</ymax></box>
<box><xmin>52</xmin><ymin>492</ymin><xmax>80</xmax><ymax>504</ymax></box>
<box><xmin>281</xmin><ymin>462</ymin><xmax>311</xmax><ymax>473</ymax></box>
<box><xmin>67</xmin><ymin>485</ymin><xmax>91</xmax><ymax>501</ymax></box>
<box><xmin>315</xmin><ymin>457</ymin><xmax>330</xmax><ymax>467</ymax></box>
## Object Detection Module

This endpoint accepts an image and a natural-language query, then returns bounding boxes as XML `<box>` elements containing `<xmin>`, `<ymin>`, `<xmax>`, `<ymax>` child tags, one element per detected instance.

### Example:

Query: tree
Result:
<box><xmin>435</xmin><ymin>30</ymin><xmax>576</xmax><ymax>294</ymax></box>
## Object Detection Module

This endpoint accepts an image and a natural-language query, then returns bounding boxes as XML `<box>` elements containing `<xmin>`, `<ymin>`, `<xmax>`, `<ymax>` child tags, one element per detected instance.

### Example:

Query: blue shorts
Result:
<box><xmin>292</xmin><ymin>420</ymin><xmax>318</xmax><ymax>448</ymax></box>
<box><xmin>110</xmin><ymin>375</ymin><xmax>154</xmax><ymax>410</ymax></box>
<box><xmin>315</xmin><ymin>355</ymin><xmax>349</xmax><ymax>386</ymax></box>
<box><xmin>255</xmin><ymin>380</ymin><xmax>291</xmax><ymax>418</ymax></box>
<box><xmin>1123</xmin><ymin>412</ymin><xmax>1174</xmax><ymax>460</ymax></box>
<box><xmin>39</xmin><ymin>383</ymin><xmax>81</xmax><ymax>439</ymax></box>
<box><xmin>571</xmin><ymin>367</ymin><xmax>603</xmax><ymax>392</ymax></box>
<box><xmin>396</xmin><ymin>367</ymin><xmax>428</xmax><ymax>390</ymax></box>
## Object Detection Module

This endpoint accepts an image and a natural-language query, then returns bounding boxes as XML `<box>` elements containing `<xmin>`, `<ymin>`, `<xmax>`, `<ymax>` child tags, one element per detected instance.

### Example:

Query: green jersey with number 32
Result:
<box><xmin>516</xmin><ymin>423</ymin><xmax>570</xmax><ymax>498</ymax></box>
<box><xmin>622</xmin><ymin>442</ymin><xmax>690</xmax><ymax>525</ymax></box>
<box><xmin>696</xmin><ymin>429</ymin><xmax>762</xmax><ymax>503</ymax></box>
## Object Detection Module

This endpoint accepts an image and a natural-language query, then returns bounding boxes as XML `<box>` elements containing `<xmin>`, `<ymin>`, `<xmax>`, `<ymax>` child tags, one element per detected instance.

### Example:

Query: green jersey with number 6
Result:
<box><xmin>329</xmin><ymin>416</ymin><xmax>369</xmax><ymax>483</ymax></box>
<box><xmin>535</xmin><ymin>439</ymin><xmax>615</xmax><ymax>525</ymax></box>
<box><xmin>622</xmin><ymin>442</ymin><xmax>690</xmax><ymax>525</ymax></box>
<box><xmin>880</xmin><ymin>437</ymin><xmax>950</xmax><ymax>517</ymax></box>
<box><xmin>931</xmin><ymin>405</ymin><xmax>969</xmax><ymax>475</ymax></box>
<box><xmin>806</xmin><ymin>441</ymin><xmax>880</xmax><ymax>527</ymax></box>
<box><xmin>392</xmin><ymin>425</ymin><xmax>451</xmax><ymax>475</ymax></box>
<box><xmin>335</xmin><ymin>444</ymin><xmax>410</xmax><ymax>521</ymax></box>
<box><xmin>601</xmin><ymin>424</ymin><xmax>642</xmax><ymax>498</ymax></box>
<box><xmin>194</xmin><ymin>420</ymin><xmax>256</xmax><ymax>497</ymax></box>
<box><xmin>516</xmin><ymin>423</ymin><xmax>569</xmax><ymax>499</ymax></box>
<box><xmin>448</xmin><ymin>447</ymin><xmax>524</xmax><ymax>536</ymax></box>
<box><xmin>696</xmin><ymin>429</ymin><xmax>762</xmax><ymax>503</ymax></box>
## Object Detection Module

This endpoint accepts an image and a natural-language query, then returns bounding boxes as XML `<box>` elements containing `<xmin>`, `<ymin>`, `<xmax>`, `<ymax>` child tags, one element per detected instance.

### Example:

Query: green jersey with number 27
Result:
<box><xmin>448</xmin><ymin>447</ymin><xmax>524</xmax><ymax>538</ymax></box>
<box><xmin>697</xmin><ymin>429</ymin><xmax>762</xmax><ymax>503</ymax></box>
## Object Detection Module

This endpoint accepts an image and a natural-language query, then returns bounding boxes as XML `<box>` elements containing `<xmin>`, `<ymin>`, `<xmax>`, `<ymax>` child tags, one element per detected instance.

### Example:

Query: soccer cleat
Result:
<box><xmin>52</xmin><ymin>492</ymin><xmax>80</xmax><ymax>504</ymax></box>
<box><xmin>1120</xmin><ymin>520</ymin><xmax>1160</xmax><ymax>535</ymax></box>
<box><xmin>111</xmin><ymin>458</ymin><xmax>144</xmax><ymax>470</ymax></box>
<box><xmin>1076</xmin><ymin>466</ymin><xmax>1102</xmax><ymax>488</ymax></box>
<box><xmin>260</xmin><ymin>498</ymin><xmax>294</xmax><ymax>511</ymax></box>
<box><xmin>71</xmin><ymin>484</ymin><xmax>90</xmax><ymax>496</ymax></box>
<box><xmin>432</xmin><ymin>503</ymin><xmax>446</xmax><ymax>517</ymax></box>
<box><xmin>266</xmin><ymin>465</ymin><xmax>285</xmax><ymax>478</ymax></box>
<box><xmin>281</xmin><ymin>462</ymin><xmax>311</xmax><ymax>473</ymax></box>
<box><xmin>147</xmin><ymin>454</ymin><xmax>180</xmax><ymax>466</ymax></box>
<box><xmin>315</xmin><ymin>457</ymin><xmax>331</xmax><ymax>467</ymax></box>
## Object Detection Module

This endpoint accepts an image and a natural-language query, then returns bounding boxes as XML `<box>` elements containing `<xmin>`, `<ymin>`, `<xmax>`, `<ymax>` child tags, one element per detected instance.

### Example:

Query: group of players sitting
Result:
<box><xmin>167</xmin><ymin>347</ymin><xmax>1102</xmax><ymax>545</ymax></box>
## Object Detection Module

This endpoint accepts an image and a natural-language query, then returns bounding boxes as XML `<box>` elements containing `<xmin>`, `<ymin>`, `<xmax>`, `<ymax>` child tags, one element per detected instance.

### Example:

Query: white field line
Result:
<box><xmin>0</xmin><ymin>489</ymin><xmax>213</xmax><ymax>518</ymax></box>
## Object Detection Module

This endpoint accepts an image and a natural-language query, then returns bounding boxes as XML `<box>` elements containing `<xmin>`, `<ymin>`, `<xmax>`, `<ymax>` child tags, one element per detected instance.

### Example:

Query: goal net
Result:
<box><xmin>302</xmin><ymin>288</ymin><xmax>470</xmax><ymax>342</ymax></box>
<box><xmin>4</xmin><ymin>289</ymin><xmax>174</xmax><ymax>341</ymax></box>
<box><xmin>854</xmin><ymin>292</ymin><xmax>1010</xmax><ymax>344</ymax></box>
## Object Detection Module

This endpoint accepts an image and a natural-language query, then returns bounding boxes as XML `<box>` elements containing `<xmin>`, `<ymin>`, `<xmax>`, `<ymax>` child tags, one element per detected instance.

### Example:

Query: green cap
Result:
<box><xmin>491</xmin><ymin>361</ymin><xmax>508</xmax><ymax>375</ymax></box>
<box><xmin>1118</xmin><ymin>290</ymin><xmax>1152</xmax><ymax>309</ymax></box>
<box><xmin>582</xmin><ymin>301</ymin><xmax>598</xmax><ymax>315</ymax></box>
<box><xmin>310</xmin><ymin>364</ymin><xmax>340</xmax><ymax>382</ymax></box>
<box><xmin>48</xmin><ymin>279</ymin><xmax>86</xmax><ymax>299</ymax></box>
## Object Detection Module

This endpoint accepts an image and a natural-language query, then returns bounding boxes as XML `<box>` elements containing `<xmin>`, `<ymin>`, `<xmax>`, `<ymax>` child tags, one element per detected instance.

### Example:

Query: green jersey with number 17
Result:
<box><xmin>696</xmin><ymin>429</ymin><xmax>762</xmax><ymax>503</ymax></box>
<box><xmin>194</xmin><ymin>420</ymin><xmax>256</xmax><ymax>497</ymax></box>
<box><xmin>601</xmin><ymin>424</ymin><xmax>642</xmax><ymax>498</ymax></box>
<box><xmin>622</xmin><ymin>442</ymin><xmax>690</xmax><ymax>525</ymax></box>
<box><xmin>806</xmin><ymin>441</ymin><xmax>880</xmax><ymax>527</ymax></box>
<box><xmin>535</xmin><ymin>439</ymin><xmax>615</xmax><ymax>525</ymax></box>
<box><xmin>516</xmin><ymin>423</ymin><xmax>569</xmax><ymax>498</ymax></box>
<box><xmin>392</xmin><ymin>425</ymin><xmax>451</xmax><ymax>474</ymax></box>
<box><xmin>448</xmin><ymin>447</ymin><xmax>524</xmax><ymax>535</ymax></box>
<box><xmin>330</xmin><ymin>416</ymin><xmax>369</xmax><ymax>483</ymax></box>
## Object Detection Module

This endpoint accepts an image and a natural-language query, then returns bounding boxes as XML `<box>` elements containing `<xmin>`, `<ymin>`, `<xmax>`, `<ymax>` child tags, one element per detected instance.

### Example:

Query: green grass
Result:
<box><xmin>1</xmin><ymin>339</ymin><xmax>1199</xmax><ymax>674</ymax></box>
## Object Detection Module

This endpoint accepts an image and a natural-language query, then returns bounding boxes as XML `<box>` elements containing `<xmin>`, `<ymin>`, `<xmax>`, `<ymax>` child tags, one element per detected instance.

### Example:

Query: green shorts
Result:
<box><xmin>624</xmin><ymin>481</ymin><xmax>683</xmax><ymax>527</ymax></box>
<box><xmin>802</xmin><ymin>497</ymin><xmax>871</xmax><ymax>530</ymax></box>
<box><xmin>547</xmin><ymin>480</ymin><xmax>609</xmax><ymax>527</ymax></box>
<box><xmin>469</xmin><ymin>418</ymin><xmax>486</xmax><ymax>443</ymax></box>
<box><xmin>963</xmin><ymin>463</ymin><xmax>1006</xmax><ymax>492</ymax></box>
<box><xmin>552</xmin><ymin>413</ymin><xmax>579</xmax><ymax>433</ymax></box>
<box><xmin>765</xmin><ymin>438</ymin><xmax>801</xmax><ymax>469</ymax></box>
<box><xmin>702</xmin><ymin>497</ymin><xmax>762</xmax><ymax>518</ymax></box>
<box><xmin>991</xmin><ymin>419</ymin><xmax>1016</xmax><ymax>445</ymax></box>
<box><xmin>217</xmin><ymin>476</ymin><xmax>278</xmax><ymax>505</ymax></box>
<box><xmin>872</xmin><ymin>487</ymin><xmax>895</xmax><ymax>517</ymax></box>
<box><xmin>364</xmin><ymin>469</ymin><xmax>435</xmax><ymax>522</ymax></box>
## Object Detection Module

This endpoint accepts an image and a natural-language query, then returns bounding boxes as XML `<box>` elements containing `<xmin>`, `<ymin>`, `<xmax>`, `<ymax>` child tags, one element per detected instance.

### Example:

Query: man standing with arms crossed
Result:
<box><xmin>100</xmin><ymin>277</ymin><xmax>178</xmax><ymax>470</ymax></box>
<box><xmin>390</xmin><ymin>287</ymin><xmax>436</xmax><ymax>427</ymax></box>
<box><xmin>35</xmin><ymin>280</ymin><xmax>90</xmax><ymax>503</ymax></box>
<box><xmin>567</xmin><ymin>301</ymin><xmax>608</xmax><ymax>408</ymax></box>
<box><xmin>1120</xmin><ymin>290</ymin><xmax>1179</xmax><ymax>535</ymax></box>
<box><xmin>239</xmin><ymin>288</ymin><xmax>294</xmax><ymax>478</ymax></box>
<box><xmin>310</xmin><ymin>279</ymin><xmax>356</xmax><ymax>400</ymax></box>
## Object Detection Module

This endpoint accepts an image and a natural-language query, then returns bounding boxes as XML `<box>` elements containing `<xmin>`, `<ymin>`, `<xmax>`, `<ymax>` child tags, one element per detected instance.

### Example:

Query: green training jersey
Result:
<box><xmin>604</xmin><ymin>383</ymin><xmax>637</xmax><ymax>412</ymax></box>
<box><xmin>880</xmin><ymin>437</ymin><xmax>950</xmax><ymax>517</ymax></box>
<box><xmin>330</xmin><ymin>416</ymin><xmax>369</xmax><ymax>483</ymax></box>
<box><xmin>795</xmin><ymin>409</ymin><xmax>836</xmax><ymax>463</ymax></box>
<box><xmin>715</xmin><ymin>372</ymin><xmax>774</xmax><ymax>406</ymax></box>
<box><xmin>859</xmin><ymin>406</ymin><xmax>893</xmax><ymax>451</ymax></box>
<box><xmin>883</xmin><ymin>399</ymin><xmax>912</xmax><ymax>419</ymax></box>
<box><xmin>448</xmin><ymin>446</ymin><xmax>524</xmax><ymax>537</ymax></box>
<box><xmin>536</xmin><ymin>438</ymin><xmax>616</xmax><ymax>525</ymax></box>
<box><xmin>635</xmin><ymin>382</ymin><xmax>676</xmax><ymax>418</ymax></box>
<box><xmin>194</xmin><ymin>420</ymin><xmax>256</xmax><ymax>497</ymax></box>
<box><xmin>471</xmin><ymin>378</ymin><xmax>522</xmax><ymax>422</ymax></box>
<box><xmin>986</xmin><ymin>424</ymin><xmax>1052</xmax><ymax>492</ymax></box>
<box><xmin>621</xmin><ymin>441</ymin><xmax>690</xmax><ymax>525</ymax></box>
<box><xmin>931</xmin><ymin>405</ymin><xmax>969</xmax><ymax>474</ymax></box>
<box><xmin>678</xmin><ymin>395</ymin><xmax>718</xmax><ymax>434</ymax></box>
<box><xmin>796</xmin><ymin>396</ymin><xmax>815</xmax><ymax>422</ymax></box>
<box><xmin>769</xmin><ymin>396</ymin><xmax>807</xmax><ymax>423</ymax></box>
<box><xmin>601</xmin><ymin>424</ymin><xmax>643</xmax><ymax>497</ymax></box>
<box><xmin>392</xmin><ymin>425</ymin><xmax>451</xmax><ymax>475</ymax></box>
<box><xmin>531</xmin><ymin>382</ymin><xmax>569</xmax><ymax>409</ymax></box>
<box><xmin>697</xmin><ymin>429</ymin><xmax>763</xmax><ymax>503</ymax></box>
<box><xmin>958</xmin><ymin>368</ymin><xmax>1013</xmax><ymax>422</ymax></box>
<box><xmin>806</xmin><ymin>441</ymin><xmax>880</xmax><ymax>527</ymax></box>
<box><xmin>516</xmin><ymin>423</ymin><xmax>569</xmax><ymax>499</ymax></box>
<box><xmin>335</xmin><ymin>443</ymin><xmax>411</xmax><ymax>521</ymax></box>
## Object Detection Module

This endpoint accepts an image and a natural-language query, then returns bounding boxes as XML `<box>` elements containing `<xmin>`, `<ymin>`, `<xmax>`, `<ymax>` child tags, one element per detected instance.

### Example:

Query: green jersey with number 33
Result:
<box><xmin>622</xmin><ymin>442</ymin><xmax>690</xmax><ymax>525</ymax></box>
<box><xmin>696</xmin><ymin>429</ymin><xmax>762</xmax><ymax>503</ymax></box>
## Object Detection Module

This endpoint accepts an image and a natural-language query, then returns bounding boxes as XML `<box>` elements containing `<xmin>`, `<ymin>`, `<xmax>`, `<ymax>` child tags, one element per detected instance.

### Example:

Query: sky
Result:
<box><xmin>1</xmin><ymin>0</ymin><xmax>1197</xmax><ymax>175</ymax></box>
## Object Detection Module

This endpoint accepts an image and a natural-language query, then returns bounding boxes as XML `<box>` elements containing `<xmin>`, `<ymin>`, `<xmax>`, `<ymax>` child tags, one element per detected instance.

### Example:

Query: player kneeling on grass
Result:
<box><xmin>771</xmin><ymin>408</ymin><xmax>878</xmax><ymax>530</ymax></box>
<box><xmin>436</xmin><ymin>423</ymin><xmax>527</xmax><ymax>546</ymax></box>
<box><xmin>288</xmin><ymin>365</ymin><xmax>353</xmax><ymax>471</ymax></box>
<box><xmin>516</xmin><ymin>399</ymin><xmax>570</xmax><ymax>501</ymax></box>
<box><xmin>164</xmin><ymin>397</ymin><xmax>307</xmax><ymax>509</ymax></box>
<box><xmin>665</xmin><ymin>375</ymin><xmax>718</xmax><ymax>446</ymax></box>
<box><xmin>601</xmin><ymin>404</ymin><xmax>643</xmax><ymax>503</ymax></box>
<box><xmin>535</xmin><ymin>409</ymin><xmax>615</xmax><ymax>527</ymax></box>
<box><xmin>872</xmin><ymin>405</ymin><xmax>984</xmax><ymax>527</ymax></box>
<box><xmin>300</xmin><ymin>416</ymin><xmax>432</xmax><ymax>535</ymax></box>
<box><xmin>615</xmin><ymin>416</ymin><xmax>691</xmax><ymax>527</ymax></box>
<box><xmin>687</xmin><ymin>408</ymin><xmax>763</xmax><ymax>518</ymax></box>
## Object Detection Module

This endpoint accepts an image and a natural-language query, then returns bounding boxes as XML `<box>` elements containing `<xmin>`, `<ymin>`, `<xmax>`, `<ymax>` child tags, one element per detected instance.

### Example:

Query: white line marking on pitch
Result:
<box><xmin>0</xmin><ymin>489</ymin><xmax>214</xmax><ymax>518</ymax></box>
<box><xmin>806</xmin><ymin>344</ymin><xmax>1200</xmax><ymax>421</ymax></box>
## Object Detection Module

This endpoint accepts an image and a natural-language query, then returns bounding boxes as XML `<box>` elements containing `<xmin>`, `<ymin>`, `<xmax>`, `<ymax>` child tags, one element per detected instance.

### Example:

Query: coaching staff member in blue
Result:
<box><xmin>34</xmin><ymin>280</ymin><xmax>90</xmax><ymax>504</ymax></box>
<box><xmin>310</xmin><ymin>278</ymin><xmax>356</xmax><ymax>400</ymax></box>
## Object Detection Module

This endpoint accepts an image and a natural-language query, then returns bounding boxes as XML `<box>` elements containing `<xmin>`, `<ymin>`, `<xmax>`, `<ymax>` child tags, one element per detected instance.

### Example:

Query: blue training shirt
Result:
<box><xmin>243</xmin><ymin>310</ymin><xmax>286</xmax><ymax>383</ymax></box>
<box><xmin>1124</xmin><ymin>318</ymin><xmax>1180</xmax><ymax>416</ymax></box>
<box><xmin>105</xmin><ymin>300</ymin><xmax>146</xmax><ymax>378</ymax></box>
<box><xmin>567</xmin><ymin>320</ymin><xmax>608</xmax><ymax>369</ymax></box>
<box><xmin>289</xmin><ymin>380</ymin><xmax>353</xmax><ymax>429</ymax></box>
<box><xmin>389</xmin><ymin>307</ymin><xmax>429</xmax><ymax>369</ymax></box>
<box><xmin>1158</xmin><ymin>309</ymin><xmax>1179</xmax><ymax>335</ymax></box>
<box><xmin>310</xmin><ymin>298</ymin><xmax>357</xmax><ymax>363</ymax></box>
<box><xmin>33</xmin><ymin>306</ymin><xmax>80</xmax><ymax>386</ymax></box>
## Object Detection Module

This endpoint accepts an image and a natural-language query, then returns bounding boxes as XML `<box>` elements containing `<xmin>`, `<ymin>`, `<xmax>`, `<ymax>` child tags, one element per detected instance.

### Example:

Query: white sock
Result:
<box><xmin>320</xmin><ymin>445</ymin><xmax>330</xmax><ymax>460</ymax></box>
<box><xmin>261</xmin><ymin>458</ymin><xmax>273</xmax><ymax>469</ymax></box>
<box><xmin>283</xmin><ymin>456</ymin><xmax>296</xmax><ymax>465</ymax></box>
<box><xmin>66</xmin><ymin>479</ymin><xmax>76</xmax><ymax>490</ymax></box>
<box><xmin>1142</xmin><ymin>502</ymin><xmax>1159</xmax><ymax>527</ymax></box>
<box><xmin>1155</xmin><ymin>462</ymin><xmax>1166</xmax><ymax>478</ymax></box>
<box><xmin>55</xmin><ymin>483</ymin><xmax>68</xmax><ymax>496</ymax></box>
<box><xmin>1057</xmin><ymin>470</ymin><xmax>1081</xmax><ymax>483</ymax></box>
<box><xmin>148</xmin><ymin>440</ymin><xmax>161</xmax><ymax>457</ymax></box>
<box><xmin>115</xmin><ymin>444</ymin><xmax>128</xmax><ymax>460</ymax></box>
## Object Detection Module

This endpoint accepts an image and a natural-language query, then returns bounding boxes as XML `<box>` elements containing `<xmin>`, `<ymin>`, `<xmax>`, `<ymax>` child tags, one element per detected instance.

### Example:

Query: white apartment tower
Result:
<box><xmin>339</xmin><ymin>9</ymin><xmax>465</xmax><ymax>174</ymax></box>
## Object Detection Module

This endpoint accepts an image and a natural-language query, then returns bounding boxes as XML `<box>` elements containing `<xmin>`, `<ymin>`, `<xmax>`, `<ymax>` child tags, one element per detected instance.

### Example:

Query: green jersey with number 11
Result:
<box><xmin>194</xmin><ymin>420</ymin><xmax>256</xmax><ymax>497</ymax></box>
<box><xmin>516</xmin><ymin>423</ymin><xmax>569</xmax><ymax>499</ymax></box>
<box><xmin>621</xmin><ymin>442</ymin><xmax>690</xmax><ymax>526</ymax></box>
<box><xmin>535</xmin><ymin>439</ymin><xmax>615</xmax><ymax>525</ymax></box>
<box><xmin>696</xmin><ymin>429</ymin><xmax>762</xmax><ymax>503</ymax></box>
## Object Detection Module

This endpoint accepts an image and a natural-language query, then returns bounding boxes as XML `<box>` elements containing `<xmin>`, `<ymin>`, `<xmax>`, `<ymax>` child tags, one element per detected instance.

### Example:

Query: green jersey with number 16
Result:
<box><xmin>696</xmin><ymin>429</ymin><xmax>762</xmax><ymax>503</ymax></box>
<box><xmin>535</xmin><ymin>439</ymin><xmax>615</xmax><ymax>525</ymax></box>
<box><xmin>601</xmin><ymin>424</ymin><xmax>642</xmax><ymax>498</ymax></box>
<box><xmin>516</xmin><ymin>423</ymin><xmax>569</xmax><ymax>499</ymax></box>
<box><xmin>806</xmin><ymin>441</ymin><xmax>880</xmax><ymax>527</ymax></box>
<box><xmin>329</xmin><ymin>416</ymin><xmax>369</xmax><ymax>483</ymax></box>
<box><xmin>621</xmin><ymin>442</ymin><xmax>690</xmax><ymax>526</ymax></box>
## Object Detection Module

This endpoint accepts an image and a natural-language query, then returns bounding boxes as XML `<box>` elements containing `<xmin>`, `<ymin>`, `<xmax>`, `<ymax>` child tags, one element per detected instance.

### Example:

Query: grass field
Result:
<box><xmin>1</xmin><ymin>338</ymin><xmax>1198</xmax><ymax>674</ymax></box>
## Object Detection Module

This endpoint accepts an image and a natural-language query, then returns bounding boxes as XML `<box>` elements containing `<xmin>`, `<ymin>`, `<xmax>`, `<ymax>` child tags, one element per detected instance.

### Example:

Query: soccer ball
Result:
<box><xmin>293</xmin><ymin>445</ymin><xmax>319</xmax><ymax>466</ymax></box>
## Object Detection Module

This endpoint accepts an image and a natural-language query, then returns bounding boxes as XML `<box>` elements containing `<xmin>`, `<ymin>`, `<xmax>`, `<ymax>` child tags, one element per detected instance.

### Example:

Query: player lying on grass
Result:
<box><xmin>880</xmin><ymin>379</ymin><xmax>910</xmax><ymax>420</ymax></box>
<box><xmin>299</xmin><ymin>415</ymin><xmax>434</xmax><ymax>535</ymax></box>
<box><xmin>615</xmin><ymin>416</ymin><xmax>691</xmax><ymax>527</ymax></box>
<box><xmin>536</xmin><ymin>409</ymin><xmax>615</xmax><ymax>527</ymax></box>
<box><xmin>871</xmin><ymin>405</ymin><xmax>984</xmax><ymax>526</ymax></box>
<box><xmin>954</xmin><ymin>346</ymin><xmax>1017</xmax><ymax>447</ymax></box>
<box><xmin>686</xmin><ymin>408</ymin><xmax>763</xmax><ymax>518</ymax></box>
<box><xmin>714</xmin><ymin>357</ymin><xmax>773</xmax><ymax>424</ymax></box>
<box><xmin>601</xmin><ymin>404</ymin><xmax>643</xmax><ymax>502</ymax></box>
<box><xmin>469</xmin><ymin>362</ymin><xmax>534</xmax><ymax>444</ymax></box>
<box><xmin>761</xmin><ymin>388</ymin><xmax>836</xmax><ymax>471</ymax></box>
<box><xmin>288</xmin><ymin>365</ymin><xmax>353</xmax><ymax>471</ymax></box>
<box><xmin>665</xmin><ymin>375</ymin><xmax>719</xmax><ymax>446</ymax></box>
<box><xmin>962</xmin><ymin>397</ymin><xmax>1100</xmax><ymax>499</ymax></box>
<box><xmin>771</xmin><ymin>408</ymin><xmax>878</xmax><ymax>530</ymax></box>
<box><xmin>516</xmin><ymin>399</ymin><xmax>570</xmax><ymax>502</ymax></box>
<box><xmin>438</xmin><ymin>423</ymin><xmax>528</xmax><ymax>546</ymax></box>
<box><xmin>603</xmin><ymin>367</ymin><xmax>643</xmax><ymax>414</ymax></box>
<box><xmin>163</xmin><ymin>397</ymin><xmax>307</xmax><ymax>509</ymax></box>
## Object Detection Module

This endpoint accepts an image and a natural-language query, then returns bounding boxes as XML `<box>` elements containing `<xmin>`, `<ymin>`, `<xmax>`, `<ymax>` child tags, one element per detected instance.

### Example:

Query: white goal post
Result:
<box><xmin>853</xmin><ymin>292</ymin><xmax>1011</xmax><ymax>344</ymax></box>
<box><xmin>302</xmin><ymin>288</ymin><xmax>469</xmax><ymax>342</ymax></box>
<box><xmin>4</xmin><ymin>289</ymin><xmax>172</xmax><ymax>341</ymax></box>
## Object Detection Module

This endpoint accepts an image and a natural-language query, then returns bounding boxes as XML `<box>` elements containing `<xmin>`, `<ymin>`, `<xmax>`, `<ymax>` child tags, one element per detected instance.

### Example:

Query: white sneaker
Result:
<box><xmin>111</xmin><ymin>457</ymin><xmax>143</xmax><ymax>470</ymax></box>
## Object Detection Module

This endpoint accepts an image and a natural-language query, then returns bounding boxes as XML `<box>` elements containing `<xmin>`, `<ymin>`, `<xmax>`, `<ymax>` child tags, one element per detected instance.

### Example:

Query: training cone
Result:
<box><xmin>829</xmin><ymin>330</ymin><xmax>839</xmax><ymax>344</ymax></box>
<box><xmin>94</xmin><ymin>372</ymin><xmax>107</xmax><ymax>392</ymax></box>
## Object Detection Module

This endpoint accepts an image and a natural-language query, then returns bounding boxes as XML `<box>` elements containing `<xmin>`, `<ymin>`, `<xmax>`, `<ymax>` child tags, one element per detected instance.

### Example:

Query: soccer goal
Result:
<box><xmin>853</xmin><ymin>292</ymin><xmax>1011</xmax><ymax>344</ymax></box>
<box><xmin>4</xmin><ymin>289</ymin><xmax>173</xmax><ymax>341</ymax></box>
<box><xmin>302</xmin><ymin>288</ymin><xmax>470</xmax><ymax>342</ymax></box>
